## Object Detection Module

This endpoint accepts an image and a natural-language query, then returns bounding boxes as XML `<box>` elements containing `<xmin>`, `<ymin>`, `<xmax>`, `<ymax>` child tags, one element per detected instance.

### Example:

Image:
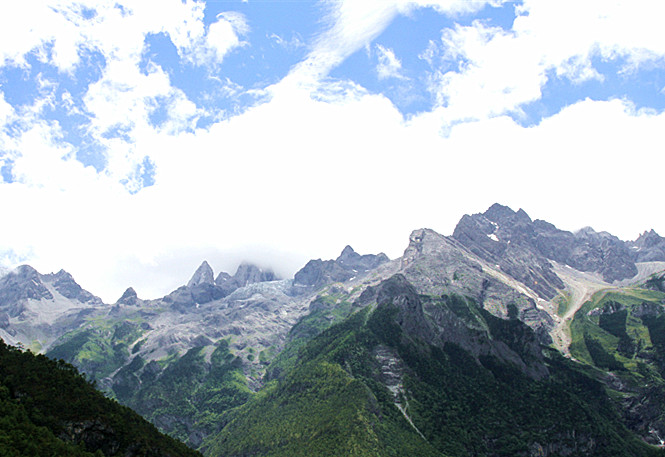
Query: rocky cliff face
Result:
<box><xmin>453</xmin><ymin>203</ymin><xmax>638</xmax><ymax>291</ymax></box>
<box><xmin>0</xmin><ymin>265</ymin><xmax>104</xmax><ymax>350</ymax></box>
<box><xmin>293</xmin><ymin>245</ymin><xmax>389</xmax><ymax>288</ymax></box>
<box><xmin>628</xmin><ymin>229</ymin><xmax>665</xmax><ymax>262</ymax></box>
<box><xmin>363</xmin><ymin>274</ymin><xmax>549</xmax><ymax>379</ymax></box>
<box><xmin>164</xmin><ymin>261</ymin><xmax>280</xmax><ymax>310</ymax></box>
<box><xmin>400</xmin><ymin>228</ymin><xmax>554</xmax><ymax>344</ymax></box>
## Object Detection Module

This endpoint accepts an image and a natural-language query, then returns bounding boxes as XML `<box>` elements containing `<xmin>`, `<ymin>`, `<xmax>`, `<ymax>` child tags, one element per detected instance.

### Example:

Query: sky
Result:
<box><xmin>1</xmin><ymin>0</ymin><xmax>664</xmax><ymax>302</ymax></box>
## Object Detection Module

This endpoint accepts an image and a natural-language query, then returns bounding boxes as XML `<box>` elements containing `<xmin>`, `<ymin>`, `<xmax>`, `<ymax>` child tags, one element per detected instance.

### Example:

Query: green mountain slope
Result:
<box><xmin>204</xmin><ymin>307</ymin><xmax>441</xmax><ymax>457</ymax></box>
<box><xmin>205</xmin><ymin>275</ymin><xmax>661</xmax><ymax>457</ymax></box>
<box><xmin>120</xmin><ymin>340</ymin><xmax>252</xmax><ymax>448</ymax></box>
<box><xmin>47</xmin><ymin>321</ymin><xmax>253</xmax><ymax>449</ymax></box>
<box><xmin>568</xmin><ymin>282</ymin><xmax>665</xmax><ymax>445</ymax></box>
<box><xmin>0</xmin><ymin>339</ymin><xmax>200</xmax><ymax>457</ymax></box>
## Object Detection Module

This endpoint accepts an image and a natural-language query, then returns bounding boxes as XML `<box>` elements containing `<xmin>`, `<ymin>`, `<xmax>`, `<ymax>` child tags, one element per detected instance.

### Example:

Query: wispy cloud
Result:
<box><xmin>421</xmin><ymin>0</ymin><xmax>665</xmax><ymax>124</ymax></box>
<box><xmin>375</xmin><ymin>44</ymin><xmax>406</xmax><ymax>80</ymax></box>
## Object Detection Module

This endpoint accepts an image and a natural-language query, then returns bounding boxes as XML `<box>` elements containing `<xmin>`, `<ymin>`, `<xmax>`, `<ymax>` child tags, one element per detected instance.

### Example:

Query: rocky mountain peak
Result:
<box><xmin>116</xmin><ymin>287</ymin><xmax>140</xmax><ymax>306</ymax></box>
<box><xmin>215</xmin><ymin>271</ymin><xmax>233</xmax><ymax>286</ymax></box>
<box><xmin>53</xmin><ymin>269</ymin><xmax>73</xmax><ymax>280</ymax></box>
<box><xmin>483</xmin><ymin>203</ymin><xmax>515</xmax><ymax>222</ymax></box>
<box><xmin>187</xmin><ymin>261</ymin><xmax>215</xmax><ymax>288</ymax></box>
<box><xmin>233</xmin><ymin>263</ymin><xmax>278</xmax><ymax>287</ymax></box>
<box><xmin>294</xmin><ymin>246</ymin><xmax>389</xmax><ymax>289</ymax></box>
<box><xmin>336</xmin><ymin>245</ymin><xmax>357</xmax><ymax>263</ymax></box>
<box><xmin>42</xmin><ymin>269</ymin><xmax>101</xmax><ymax>304</ymax></box>
<box><xmin>402</xmin><ymin>228</ymin><xmax>456</xmax><ymax>264</ymax></box>
<box><xmin>0</xmin><ymin>265</ymin><xmax>53</xmax><ymax>308</ymax></box>
<box><xmin>628</xmin><ymin>229</ymin><xmax>665</xmax><ymax>262</ymax></box>
<box><xmin>13</xmin><ymin>264</ymin><xmax>41</xmax><ymax>280</ymax></box>
<box><xmin>452</xmin><ymin>203</ymin><xmax>640</xmax><ymax>296</ymax></box>
<box><xmin>634</xmin><ymin>229</ymin><xmax>663</xmax><ymax>249</ymax></box>
<box><xmin>575</xmin><ymin>226</ymin><xmax>600</xmax><ymax>238</ymax></box>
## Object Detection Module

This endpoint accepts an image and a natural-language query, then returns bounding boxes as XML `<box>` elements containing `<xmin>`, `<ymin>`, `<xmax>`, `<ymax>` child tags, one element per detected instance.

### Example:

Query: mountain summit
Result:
<box><xmin>187</xmin><ymin>261</ymin><xmax>215</xmax><ymax>287</ymax></box>
<box><xmin>453</xmin><ymin>204</ymin><xmax>639</xmax><ymax>294</ymax></box>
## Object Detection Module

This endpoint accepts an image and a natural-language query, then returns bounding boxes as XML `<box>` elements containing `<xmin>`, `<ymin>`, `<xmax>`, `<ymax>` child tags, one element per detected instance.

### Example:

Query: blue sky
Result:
<box><xmin>1</xmin><ymin>0</ymin><xmax>664</xmax><ymax>301</ymax></box>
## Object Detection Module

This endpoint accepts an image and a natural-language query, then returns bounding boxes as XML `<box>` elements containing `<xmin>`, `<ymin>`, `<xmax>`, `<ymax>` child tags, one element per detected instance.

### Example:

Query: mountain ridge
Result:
<box><xmin>2</xmin><ymin>203</ymin><xmax>665</xmax><ymax>454</ymax></box>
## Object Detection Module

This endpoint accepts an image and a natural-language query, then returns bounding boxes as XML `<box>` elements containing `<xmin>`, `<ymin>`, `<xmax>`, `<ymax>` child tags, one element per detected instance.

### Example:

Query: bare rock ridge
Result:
<box><xmin>628</xmin><ymin>229</ymin><xmax>665</xmax><ymax>262</ymax></box>
<box><xmin>0</xmin><ymin>265</ymin><xmax>54</xmax><ymax>309</ymax></box>
<box><xmin>116</xmin><ymin>287</ymin><xmax>141</xmax><ymax>307</ymax></box>
<box><xmin>0</xmin><ymin>266</ymin><xmax>102</xmax><ymax>309</ymax></box>
<box><xmin>452</xmin><ymin>203</ymin><xmax>639</xmax><ymax>298</ymax></box>
<box><xmin>399</xmin><ymin>227</ymin><xmax>555</xmax><ymax>344</ymax></box>
<box><xmin>218</xmin><ymin>263</ymin><xmax>278</xmax><ymax>291</ymax></box>
<box><xmin>368</xmin><ymin>274</ymin><xmax>549</xmax><ymax>380</ymax></box>
<box><xmin>0</xmin><ymin>266</ymin><xmax>104</xmax><ymax>349</ymax></box>
<box><xmin>164</xmin><ymin>261</ymin><xmax>280</xmax><ymax>309</ymax></box>
<box><xmin>293</xmin><ymin>245</ymin><xmax>389</xmax><ymax>288</ymax></box>
<box><xmin>186</xmin><ymin>261</ymin><xmax>215</xmax><ymax>287</ymax></box>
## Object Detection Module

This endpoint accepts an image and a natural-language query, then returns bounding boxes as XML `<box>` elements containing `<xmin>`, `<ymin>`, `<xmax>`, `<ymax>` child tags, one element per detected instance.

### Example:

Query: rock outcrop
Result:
<box><xmin>453</xmin><ymin>204</ymin><xmax>638</xmax><ymax>293</ymax></box>
<box><xmin>628</xmin><ymin>229</ymin><xmax>665</xmax><ymax>262</ymax></box>
<box><xmin>294</xmin><ymin>245</ymin><xmax>389</xmax><ymax>289</ymax></box>
<box><xmin>164</xmin><ymin>261</ymin><xmax>280</xmax><ymax>309</ymax></box>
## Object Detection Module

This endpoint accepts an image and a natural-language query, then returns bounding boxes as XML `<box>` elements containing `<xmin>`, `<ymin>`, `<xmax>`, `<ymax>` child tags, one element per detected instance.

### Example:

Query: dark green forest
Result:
<box><xmin>0</xmin><ymin>339</ymin><xmax>200</xmax><ymax>457</ymax></box>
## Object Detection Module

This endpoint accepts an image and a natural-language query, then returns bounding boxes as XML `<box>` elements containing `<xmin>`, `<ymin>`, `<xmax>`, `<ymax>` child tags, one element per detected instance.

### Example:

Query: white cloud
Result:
<box><xmin>375</xmin><ymin>44</ymin><xmax>406</xmax><ymax>80</ymax></box>
<box><xmin>0</xmin><ymin>91</ymin><xmax>15</xmax><ymax>127</ymax></box>
<box><xmin>283</xmin><ymin>0</ymin><xmax>493</xmax><ymax>87</ymax></box>
<box><xmin>0</xmin><ymin>1</ymin><xmax>247</xmax><ymax>71</ymax></box>
<box><xmin>1</xmin><ymin>0</ymin><xmax>665</xmax><ymax>305</ymax></box>
<box><xmin>422</xmin><ymin>0</ymin><xmax>665</xmax><ymax>123</ymax></box>
<box><xmin>269</xmin><ymin>32</ymin><xmax>305</xmax><ymax>51</ymax></box>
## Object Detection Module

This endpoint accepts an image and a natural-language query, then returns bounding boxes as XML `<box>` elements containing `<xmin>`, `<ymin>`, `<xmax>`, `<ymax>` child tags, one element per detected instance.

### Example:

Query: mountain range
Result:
<box><xmin>1</xmin><ymin>203</ymin><xmax>665</xmax><ymax>456</ymax></box>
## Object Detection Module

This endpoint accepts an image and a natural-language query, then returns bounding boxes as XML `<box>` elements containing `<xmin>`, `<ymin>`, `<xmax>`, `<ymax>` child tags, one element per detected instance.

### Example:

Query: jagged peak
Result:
<box><xmin>234</xmin><ymin>262</ymin><xmax>262</xmax><ymax>275</ymax></box>
<box><xmin>215</xmin><ymin>271</ymin><xmax>233</xmax><ymax>285</ymax></box>
<box><xmin>119</xmin><ymin>287</ymin><xmax>137</xmax><ymax>300</ymax></box>
<box><xmin>632</xmin><ymin>229</ymin><xmax>664</xmax><ymax>250</ymax></box>
<box><xmin>484</xmin><ymin>203</ymin><xmax>516</xmax><ymax>222</ymax></box>
<box><xmin>116</xmin><ymin>287</ymin><xmax>140</xmax><ymax>305</ymax></box>
<box><xmin>515</xmin><ymin>208</ymin><xmax>532</xmax><ymax>223</ymax></box>
<box><xmin>336</xmin><ymin>245</ymin><xmax>359</xmax><ymax>263</ymax></box>
<box><xmin>233</xmin><ymin>262</ymin><xmax>278</xmax><ymax>286</ymax></box>
<box><xmin>53</xmin><ymin>268</ymin><xmax>73</xmax><ymax>278</ymax></box>
<box><xmin>576</xmin><ymin>226</ymin><xmax>597</xmax><ymax>236</ymax></box>
<box><xmin>636</xmin><ymin>229</ymin><xmax>661</xmax><ymax>241</ymax></box>
<box><xmin>187</xmin><ymin>261</ymin><xmax>215</xmax><ymax>288</ymax></box>
<box><xmin>340</xmin><ymin>245</ymin><xmax>356</xmax><ymax>256</ymax></box>
<box><xmin>12</xmin><ymin>264</ymin><xmax>41</xmax><ymax>279</ymax></box>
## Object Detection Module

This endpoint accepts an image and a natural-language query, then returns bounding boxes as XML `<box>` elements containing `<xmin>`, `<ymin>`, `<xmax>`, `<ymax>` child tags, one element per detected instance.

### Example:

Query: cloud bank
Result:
<box><xmin>0</xmin><ymin>0</ymin><xmax>664</xmax><ymax>302</ymax></box>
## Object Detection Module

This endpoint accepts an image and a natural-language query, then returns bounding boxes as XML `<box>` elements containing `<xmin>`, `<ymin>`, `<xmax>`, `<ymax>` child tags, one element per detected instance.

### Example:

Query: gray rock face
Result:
<box><xmin>186</xmin><ymin>261</ymin><xmax>215</xmax><ymax>287</ymax></box>
<box><xmin>46</xmin><ymin>269</ymin><xmax>102</xmax><ymax>304</ymax></box>
<box><xmin>0</xmin><ymin>265</ymin><xmax>105</xmax><ymax>350</ymax></box>
<box><xmin>569</xmin><ymin>227</ymin><xmax>637</xmax><ymax>282</ymax></box>
<box><xmin>231</xmin><ymin>263</ymin><xmax>278</xmax><ymax>288</ymax></box>
<box><xmin>453</xmin><ymin>204</ymin><xmax>638</xmax><ymax>294</ymax></box>
<box><xmin>215</xmin><ymin>263</ymin><xmax>279</xmax><ymax>296</ymax></box>
<box><xmin>0</xmin><ymin>266</ymin><xmax>102</xmax><ymax>308</ymax></box>
<box><xmin>294</xmin><ymin>245</ymin><xmax>389</xmax><ymax>288</ymax></box>
<box><xmin>452</xmin><ymin>208</ymin><xmax>563</xmax><ymax>299</ymax></box>
<box><xmin>116</xmin><ymin>287</ymin><xmax>141</xmax><ymax>306</ymax></box>
<box><xmin>400</xmin><ymin>228</ymin><xmax>554</xmax><ymax>343</ymax></box>
<box><xmin>628</xmin><ymin>229</ymin><xmax>665</xmax><ymax>262</ymax></box>
<box><xmin>165</xmin><ymin>261</ymin><xmax>280</xmax><ymax>309</ymax></box>
<box><xmin>367</xmin><ymin>274</ymin><xmax>549</xmax><ymax>380</ymax></box>
<box><xmin>0</xmin><ymin>265</ymin><xmax>54</xmax><ymax>312</ymax></box>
